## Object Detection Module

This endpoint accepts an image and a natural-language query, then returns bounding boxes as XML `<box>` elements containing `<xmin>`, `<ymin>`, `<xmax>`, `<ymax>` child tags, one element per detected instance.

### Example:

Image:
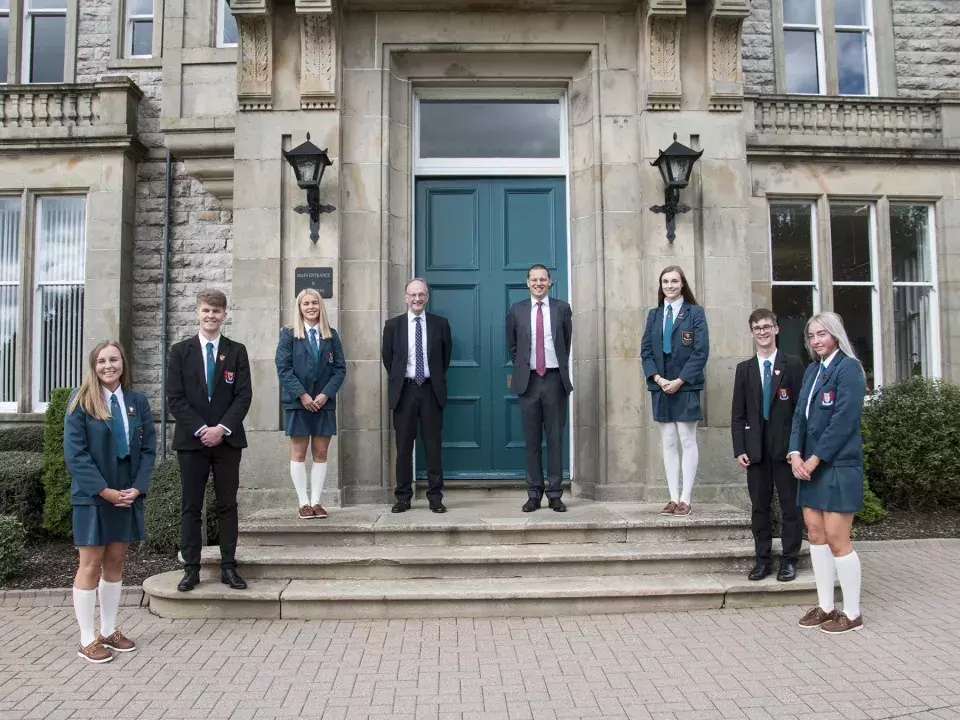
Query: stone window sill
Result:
<box><xmin>0</xmin><ymin>413</ymin><xmax>45</xmax><ymax>423</ymax></box>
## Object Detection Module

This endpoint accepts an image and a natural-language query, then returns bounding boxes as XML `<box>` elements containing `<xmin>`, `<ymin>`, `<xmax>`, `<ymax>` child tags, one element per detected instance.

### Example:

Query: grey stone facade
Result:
<box><xmin>893</xmin><ymin>0</ymin><xmax>960</xmax><ymax>97</ymax></box>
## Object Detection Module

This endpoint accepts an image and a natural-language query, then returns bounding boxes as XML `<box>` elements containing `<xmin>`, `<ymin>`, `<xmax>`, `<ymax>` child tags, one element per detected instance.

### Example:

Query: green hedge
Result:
<box><xmin>0</xmin><ymin>425</ymin><xmax>43</xmax><ymax>453</ymax></box>
<box><xmin>144</xmin><ymin>457</ymin><xmax>220</xmax><ymax>556</ymax></box>
<box><xmin>42</xmin><ymin>388</ymin><xmax>74</xmax><ymax>539</ymax></box>
<box><xmin>0</xmin><ymin>451</ymin><xmax>44</xmax><ymax>537</ymax></box>
<box><xmin>0</xmin><ymin>515</ymin><xmax>25</xmax><ymax>583</ymax></box>
<box><xmin>863</xmin><ymin>377</ymin><xmax>960</xmax><ymax>510</ymax></box>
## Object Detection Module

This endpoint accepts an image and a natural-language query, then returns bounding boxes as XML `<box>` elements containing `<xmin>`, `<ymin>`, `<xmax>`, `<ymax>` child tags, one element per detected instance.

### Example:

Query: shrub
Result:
<box><xmin>42</xmin><ymin>388</ymin><xmax>74</xmax><ymax>539</ymax></box>
<box><xmin>0</xmin><ymin>516</ymin><xmax>25</xmax><ymax>583</ymax></box>
<box><xmin>0</xmin><ymin>425</ymin><xmax>44</xmax><ymax>453</ymax></box>
<box><xmin>856</xmin><ymin>477</ymin><xmax>886</xmax><ymax>525</ymax></box>
<box><xmin>0</xmin><ymin>452</ymin><xmax>45</xmax><ymax>537</ymax></box>
<box><xmin>144</xmin><ymin>457</ymin><xmax>219</xmax><ymax>556</ymax></box>
<box><xmin>862</xmin><ymin>377</ymin><xmax>960</xmax><ymax>510</ymax></box>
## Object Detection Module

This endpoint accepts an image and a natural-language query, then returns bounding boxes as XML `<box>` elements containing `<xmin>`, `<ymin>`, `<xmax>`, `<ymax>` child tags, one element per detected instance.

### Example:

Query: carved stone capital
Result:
<box><xmin>645</xmin><ymin>8</ymin><xmax>683</xmax><ymax>111</ymax></box>
<box><xmin>707</xmin><ymin>0</ymin><xmax>750</xmax><ymax>111</ymax></box>
<box><xmin>295</xmin><ymin>0</ymin><xmax>332</xmax><ymax>13</ymax></box>
<box><xmin>237</xmin><ymin>12</ymin><xmax>273</xmax><ymax>111</ymax></box>
<box><xmin>227</xmin><ymin>0</ymin><xmax>270</xmax><ymax>16</ymax></box>
<box><xmin>299</xmin><ymin>12</ymin><xmax>337</xmax><ymax>109</ymax></box>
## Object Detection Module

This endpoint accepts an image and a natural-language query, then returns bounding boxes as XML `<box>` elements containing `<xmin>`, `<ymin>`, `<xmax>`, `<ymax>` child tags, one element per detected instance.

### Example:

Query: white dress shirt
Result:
<box><xmin>405</xmin><ymin>311</ymin><xmax>430</xmax><ymax>379</ymax></box>
<box><xmin>305</xmin><ymin>322</ymin><xmax>321</xmax><ymax>352</ymax></box>
<box><xmin>663</xmin><ymin>297</ymin><xmax>684</xmax><ymax>332</ymax></box>
<box><xmin>102</xmin><ymin>385</ymin><xmax>130</xmax><ymax>439</ymax></box>
<box><xmin>196</xmin><ymin>332</ymin><xmax>231</xmax><ymax>436</ymax></box>
<box><xmin>529</xmin><ymin>296</ymin><xmax>559</xmax><ymax>370</ymax></box>
<box><xmin>757</xmin><ymin>350</ymin><xmax>778</xmax><ymax>385</ymax></box>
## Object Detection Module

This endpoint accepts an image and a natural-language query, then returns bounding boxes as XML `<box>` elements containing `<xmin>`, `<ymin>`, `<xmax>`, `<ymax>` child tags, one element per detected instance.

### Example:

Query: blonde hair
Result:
<box><xmin>804</xmin><ymin>312</ymin><xmax>865</xmax><ymax>376</ymax></box>
<box><xmin>292</xmin><ymin>288</ymin><xmax>332</xmax><ymax>340</ymax></box>
<box><xmin>67</xmin><ymin>341</ymin><xmax>132</xmax><ymax>420</ymax></box>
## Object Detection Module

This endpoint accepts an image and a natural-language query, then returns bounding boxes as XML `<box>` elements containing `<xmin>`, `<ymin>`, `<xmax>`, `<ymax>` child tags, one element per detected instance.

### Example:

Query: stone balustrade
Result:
<box><xmin>0</xmin><ymin>78</ymin><xmax>143</xmax><ymax>152</ymax></box>
<box><xmin>746</xmin><ymin>94</ymin><xmax>960</xmax><ymax>158</ymax></box>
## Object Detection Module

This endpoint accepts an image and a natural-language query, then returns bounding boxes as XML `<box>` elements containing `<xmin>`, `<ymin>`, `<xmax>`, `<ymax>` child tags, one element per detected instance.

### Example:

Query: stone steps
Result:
<box><xmin>198</xmin><ymin>539</ymin><xmax>807</xmax><ymax>580</ymax></box>
<box><xmin>143</xmin><ymin>570</ymin><xmax>821</xmax><ymax>620</ymax></box>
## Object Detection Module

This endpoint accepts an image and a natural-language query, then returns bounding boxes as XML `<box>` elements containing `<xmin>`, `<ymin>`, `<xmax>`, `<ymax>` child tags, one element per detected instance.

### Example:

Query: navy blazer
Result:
<box><xmin>275</xmin><ymin>326</ymin><xmax>347</xmax><ymax>411</ymax></box>
<box><xmin>788</xmin><ymin>351</ymin><xmax>866</xmax><ymax>467</ymax></box>
<box><xmin>640</xmin><ymin>303</ymin><xmax>709</xmax><ymax>391</ymax></box>
<box><xmin>64</xmin><ymin>388</ymin><xmax>157</xmax><ymax>506</ymax></box>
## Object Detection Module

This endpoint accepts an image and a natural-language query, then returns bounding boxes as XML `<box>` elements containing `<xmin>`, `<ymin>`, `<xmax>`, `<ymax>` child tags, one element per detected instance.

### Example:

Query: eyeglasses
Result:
<box><xmin>751</xmin><ymin>324</ymin><xmax>776</xmax><ymax>334</ymax></box>
<box><xmin>406</xmin><ymin>293</ymin><xmax>428</xmax><ymax>299</ymax></box>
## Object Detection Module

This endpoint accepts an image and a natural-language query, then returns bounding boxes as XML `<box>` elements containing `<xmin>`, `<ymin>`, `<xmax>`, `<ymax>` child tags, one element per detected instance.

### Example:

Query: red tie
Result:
<box><xmin>536</xmin><ymin>302</ymin><xmax>546</xmax><ymax>377</ymax></box>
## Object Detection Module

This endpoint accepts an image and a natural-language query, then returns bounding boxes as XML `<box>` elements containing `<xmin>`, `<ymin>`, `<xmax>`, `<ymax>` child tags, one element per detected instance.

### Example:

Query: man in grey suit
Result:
<box><xmin>507</xmin><ymin>264</ymin><xmax>573</xmax><ymax>513</ymax></box>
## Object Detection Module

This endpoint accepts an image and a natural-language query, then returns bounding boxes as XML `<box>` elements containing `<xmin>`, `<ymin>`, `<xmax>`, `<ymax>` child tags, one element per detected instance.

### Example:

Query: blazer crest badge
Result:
<box><xmin>778</xmin><ymin>388</ymin><xmax>790</xmax><ymax>400</ymax></box>
<box><xmin>821</xmin><ymin>390</ymin><xmax>834</xmax><ymax>406</ymax></box>
<box><xmin>224</xmin><ymin>370</ymin><xmax>236</xmax><ymax>384</ymax></box>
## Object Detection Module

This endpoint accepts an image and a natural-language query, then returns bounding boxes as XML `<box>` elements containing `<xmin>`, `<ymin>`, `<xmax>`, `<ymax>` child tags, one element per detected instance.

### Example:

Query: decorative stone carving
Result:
<box><xmin>230</xmin><ymin>0</ymin><xmax>273</xmax><ymax>111</ymax></box>
<box><xmin>707</xmin><ymin>0</ymin><xmax>750</xmax><ymax>111</ymax></box>
<box><xmin>299</xmin><ymin>12</ymin><xmax>336</xmax><ymax>109</ymax></box>
<box><xmin>645</xmin><ymin>0</ymin><xmax>685</xmax><ymax>111</ymax></box>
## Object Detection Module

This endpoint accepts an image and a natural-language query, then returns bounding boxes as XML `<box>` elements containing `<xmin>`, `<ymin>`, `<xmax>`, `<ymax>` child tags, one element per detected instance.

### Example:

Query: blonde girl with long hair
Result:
<box><xmin>788</xmin><ymin>312</ymin><xmax>868</xmax><ymax>634</ymax></box>
<box><xmin>64</xmin><ymin>341</ymin><xmax>156</xmax><ymax>662</ymax></box>
<box><xmin>275</xmin><ymin>288</ymin><xmax>347</xmax><ymax>518</ymax></box>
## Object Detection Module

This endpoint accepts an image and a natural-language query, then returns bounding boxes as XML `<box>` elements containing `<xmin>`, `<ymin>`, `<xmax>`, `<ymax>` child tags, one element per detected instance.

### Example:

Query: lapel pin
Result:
<box><xmin>219</xmin><ymin>354</ymin><xmax>226</xmax><ymax>361</ymax></box>
<box><xmin>774</xmin><ymin>369</ymin><xmax>781</xmax><ymax>375</ymax></box>
<box><xmin>127</xmin><ymin>406</ymin><xmax>136</xmax><ymax>416</ymax></box>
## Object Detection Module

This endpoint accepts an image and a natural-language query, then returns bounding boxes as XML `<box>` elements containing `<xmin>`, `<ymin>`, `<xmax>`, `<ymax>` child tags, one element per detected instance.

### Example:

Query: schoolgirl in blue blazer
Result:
<box><xmin>788</xmin><ymin>312</ymin><xmax>867</xmax><ymax>635</ymax></box>
<box><xmin>640</xmin><ymin>265</ymin><xmax>709</xmax><ymax>517</ymax></box>
<box><xmin>64</xmin><ymin>340</ymin><xmax>155</xmax><ymax>663</ymax></box>
<box><xmin>275</xmin><ymin>288</ymin><xmax>346</xmax><ymax>519</ymax></box>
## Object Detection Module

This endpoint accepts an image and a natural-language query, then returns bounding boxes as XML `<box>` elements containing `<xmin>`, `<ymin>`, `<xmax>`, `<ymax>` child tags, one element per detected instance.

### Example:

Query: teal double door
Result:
<box><xmin>415</xmin><ymin>177</ymin><xmax>569</xmax><ymax>480</ymax></box>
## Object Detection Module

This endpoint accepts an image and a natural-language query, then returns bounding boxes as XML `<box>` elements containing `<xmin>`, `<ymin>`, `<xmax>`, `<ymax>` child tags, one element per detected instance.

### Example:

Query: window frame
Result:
<box><xmin>0</xmin><ymin>195</ymin><xmax>24</xmax><ymax>413</ymax></box>
<box><xmin>0</xmin><ymin>1</ymin><xmax>10</xmax><ymax>85</ymax></box>
<box><xmin>780</xmin><ymin>0</ymin><xmax>827</xmax><ymax>95</ymax></box>
<box><xmin>216</xmin><ymin>0</ymin><xmax>237</xmax><ymax>48</ymax></box>
<box><xmin>108</xmin><ymin>0</ymin><xmax>163</xmax><ymax>67</ymax></box>
<box><xmin>21</xmin><ymin>0</ymin><xmax>67</xmax><ymax>84</ymax></box>
<box><xmin>124</xmin><ymin>0</ymin><xmax>154</xmax><ymax>59</ymax></box>
<box><xmin>768</xmin><ymin>198</ymin><xmax>822</xmax><ymax>311</ymax></box>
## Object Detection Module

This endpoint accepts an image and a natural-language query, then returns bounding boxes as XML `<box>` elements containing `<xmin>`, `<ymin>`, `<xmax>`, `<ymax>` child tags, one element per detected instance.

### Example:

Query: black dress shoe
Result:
<box><xmin>429</xmin><ymin>501</ymin><xmax>446</xmax><ymax>513</ymax></box>
<box><xmin>391</xmin><ymin>500</ymin><xmax>411</xmax><ymax>513</ymax></box>
<box><xmin>522</xmin><ymin>498</ymin><xmax>541</xmax><ymax>512</ymax></box>
<box><xmin>221</xmin><ymin>568</ymin><xmax>247</xmax><ymax>590</ymax></box>
<box><xmin>748</xmin><ymin>564</ymin><xmax>772</xmax><ymax>581</ymax></box>
<box><xmin>777</xmin><ymin>561</ymin><xmax>797</xmax><ymax>582</ymax></box>
<box><xmin>548</xmin><ymin>498</ymin><xmax>567</xmax><ymax>513</ymax></box>
<box><xmin>177</xmin><ymin>569</ymin><xmax>199</xmax><ymax>592</ymax></box>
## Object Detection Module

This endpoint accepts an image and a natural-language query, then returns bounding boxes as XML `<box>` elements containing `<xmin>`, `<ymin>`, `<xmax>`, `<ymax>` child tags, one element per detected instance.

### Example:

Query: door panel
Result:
<box><xmin>415</xmin><ymin>177</ymin><xmax>567</xmax><ymax>479</ymax></box>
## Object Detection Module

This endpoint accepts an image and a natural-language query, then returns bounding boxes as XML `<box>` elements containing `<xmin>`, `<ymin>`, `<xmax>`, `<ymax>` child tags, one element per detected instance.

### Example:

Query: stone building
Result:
<box><xmin>0</xmin><ymin>0</ymin><xmax>957</xmax><ymax>511</ymax></box>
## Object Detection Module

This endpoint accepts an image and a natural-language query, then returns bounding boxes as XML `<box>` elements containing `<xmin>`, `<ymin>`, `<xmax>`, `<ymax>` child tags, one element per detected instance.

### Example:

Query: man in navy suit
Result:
<box><xmin>731</xmin><ymin>309</ymin><xmax>805</xmax><ymax>582</ymax></box>
<box><xmin>507</xmin><ymin>264</ymin><xmax>573</xmax><ymax>513</ymax></box>
<box><xmin>381</xmin><ymin>278</ymin><xmax>452</xmax><ymax>514</ymax></box>
<box><xmin>167</xmin><ymin>289</ymin><xmax>252</xmax><ymax>592</ymax></box>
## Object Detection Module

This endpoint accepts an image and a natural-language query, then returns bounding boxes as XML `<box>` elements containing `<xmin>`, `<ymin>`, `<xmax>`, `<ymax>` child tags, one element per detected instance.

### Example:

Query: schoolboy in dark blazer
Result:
<box><xmin>166</xmin><ymin>289</ymin><xmax>252</xmax><ymax>592</ymax></box>
<box><xmin>731</xmin><ymin>309</ymin><xmax>806</xmax><ymax>582</ymax></box>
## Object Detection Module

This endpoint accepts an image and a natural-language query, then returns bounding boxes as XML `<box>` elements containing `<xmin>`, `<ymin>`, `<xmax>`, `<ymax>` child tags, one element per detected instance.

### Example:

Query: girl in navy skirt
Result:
<box><xmin>64</xmin><ymin>341</ymin><xmax>155</xmax><ymax>663</ymax></box>
<box><xmin>641</xmin><ymin>266</ymin><xmax>709</xmax><ymax>517</ymax></box>
<box><xmin>789</xmin><ymin>312</ymin><xmax>867</xmax><ymax>634</ymax></box>
<box><xmin>275</xmin><ymin>288</ymin><xmax>346</xmax><ymax>519</ymax></box>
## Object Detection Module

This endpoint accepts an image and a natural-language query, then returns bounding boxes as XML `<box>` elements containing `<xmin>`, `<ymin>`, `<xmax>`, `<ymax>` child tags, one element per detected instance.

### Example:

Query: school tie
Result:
<box><xmin>309</xmin><ymin>328</ymin><xmax>320</xmax><ymax>378</ymax></box>
<box><xmin>206</xmin><ymin>342</ymin><xmax>215</xmax><ymax>399</ymax></box>
<box><xmin>414</xmin><ymin>316</ymin><xmax>425</xmax><ymax>386</ymax></box>
<box><xmin>110</xmin><ymin>394</ymin><xmax>128</xmax><ymax>459</ymax></box>
<box><xmin>663</xmin><ymin>305</ymin><xmax>674</xmax><ymax>355</ymax></box>
<box><xmin>535</xmin><ymin>302</ymin><xmax>546</xmax><ymax>377</ymax></box>
<box><xmin>762</xmin><ymin>359</ymin><xmax>772</xmax><ymax>421</ymax></box>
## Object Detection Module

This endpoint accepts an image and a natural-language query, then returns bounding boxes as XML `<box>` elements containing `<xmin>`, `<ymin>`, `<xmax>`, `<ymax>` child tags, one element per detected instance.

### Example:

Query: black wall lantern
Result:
<box><xmin>649</xmin><ymin>133</ymin><xmax>703</xmax><ymax>243</ymax></box>
<box><xmin>282</xmin><ymin>133</ymin><xmax>336</xmax><ymax>243</ymax></box>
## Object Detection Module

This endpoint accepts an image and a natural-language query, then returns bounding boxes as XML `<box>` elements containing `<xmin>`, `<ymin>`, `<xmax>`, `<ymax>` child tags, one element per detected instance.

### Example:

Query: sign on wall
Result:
<box><xmin>295</xmin><ymin>267</ymin><xmax>333</xmax><ymax>298</ymax></box>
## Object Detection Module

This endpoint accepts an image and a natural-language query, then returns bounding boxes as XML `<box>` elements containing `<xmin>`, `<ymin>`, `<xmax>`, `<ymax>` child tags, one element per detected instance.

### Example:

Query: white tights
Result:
<box><xmin>659</xmin><ymin>421</ymin><xmax>698</xmax><ymax>504</ymax></box>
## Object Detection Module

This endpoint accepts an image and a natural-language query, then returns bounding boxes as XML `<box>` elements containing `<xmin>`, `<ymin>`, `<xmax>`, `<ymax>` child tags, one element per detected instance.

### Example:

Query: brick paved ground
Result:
<box><xmin>1</xmin><ymin>539</ymin><xmax>959</xmax><ymax>720</ymax></box>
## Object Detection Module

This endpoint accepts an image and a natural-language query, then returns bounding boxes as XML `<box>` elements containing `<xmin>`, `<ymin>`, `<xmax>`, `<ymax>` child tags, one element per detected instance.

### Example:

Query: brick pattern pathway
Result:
<box><xmin>2</xmin><ymin>540</ymin><xmax>959</xmax><ymax>720</ymax></box>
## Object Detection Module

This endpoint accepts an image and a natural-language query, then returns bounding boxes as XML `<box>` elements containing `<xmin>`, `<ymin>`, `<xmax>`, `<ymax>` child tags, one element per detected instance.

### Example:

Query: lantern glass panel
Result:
<box><xmin>669</xmin><ymin>157</ymin><xmax>691</xmax><ymax>185</ymax></box>
<box><xmin>656</xmin><ymin>161</ymin><xmax>671</xmax><ymax>186</ymax></box>
<box><xmin>295</xmin><ymin>157</ymin><xmax>319</xmax><ymax>185</ymax></box>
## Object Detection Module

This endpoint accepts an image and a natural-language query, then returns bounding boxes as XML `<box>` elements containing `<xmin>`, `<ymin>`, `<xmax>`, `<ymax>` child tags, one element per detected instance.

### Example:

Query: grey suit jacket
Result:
<box><xmin>506</xmin><ymin>297</ymin><xmax>573</xmax><ymax>396</ymax></box>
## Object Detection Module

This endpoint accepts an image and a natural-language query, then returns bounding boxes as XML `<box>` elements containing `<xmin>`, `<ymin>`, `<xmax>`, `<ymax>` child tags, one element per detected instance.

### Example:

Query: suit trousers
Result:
<box><xmin>394</xmin><ymin>380</ymin><xmax>444</xmax><ymax>503</ymax></box>
<box><xmin>747</xmin><ymin>433</ymin><xmax>802</xmax><ymax>565</ymax></box>
<box><xmin>178</xmin><ymin>444</ymin><xmax>241</xmax><ymax>571</ymax></box>
<box><xmin>519</xmin><ymin>369</ymin><xmax>567</xmax><ymax>500</ymax></box>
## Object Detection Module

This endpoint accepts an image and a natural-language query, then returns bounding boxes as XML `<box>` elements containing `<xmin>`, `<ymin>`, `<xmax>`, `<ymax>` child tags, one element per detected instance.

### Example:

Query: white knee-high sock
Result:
<box><xmin>834</xmin><ymin>550</ymin><xmax>861</xmax><ymax>619</ymax></box>
<box><xmin>809</xmin><ymin>543</ymin><xmax>836</xmax><ymax>612</ymax></box>
<box><xmin>290</xmin><ymin>461</ymin><xmax>308</xmax><ymax>506</ymax></box>
<box><xmin>659</xmin><ymin>423</ymin><xmax>681</xmax><ymax>503</ymax></box>
<box><xmin>98</xmin><ymin>579</ymin><xmax>122</xmax><ymax>637</ymax></box>
<box><xmin>677</xmin><ymin>421</ymin><xmax>699</xmax><ymax>504</ymax></box>
<box><xmin>73</xmin><ymin>587</ymin><xmax>97</xmax><ymax>647</ymax></box>
<box><xmin>310</xmin><ymin>462</ymin><xmax>327</xmax><ymax>505</ymax></box>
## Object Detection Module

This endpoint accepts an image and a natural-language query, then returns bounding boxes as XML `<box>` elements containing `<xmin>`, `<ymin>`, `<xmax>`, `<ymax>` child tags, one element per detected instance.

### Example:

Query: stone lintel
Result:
<box><xmin>295</xmin><ymin>0</ymin><xmax>332</xmax><ymax>13</ymax></box>
<box><xmin>227</xmin><ymin>0</ymin><xmax>270</xmax><ymax>16</ymax></box>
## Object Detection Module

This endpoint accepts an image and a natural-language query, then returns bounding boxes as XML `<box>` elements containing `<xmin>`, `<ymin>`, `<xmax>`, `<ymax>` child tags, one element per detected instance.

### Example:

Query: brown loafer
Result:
<box><xmin>673</xmin><ymin>502</ymin><xmax>691</xmax><ymax>516</ymax></box>
<box><xmin>99</xmin><ymin>629</ymin><xmax>136</xmax><ymax>653</ymax></box>
<box><xmin>820</xmin><ymin>613</ymin><xmax>863</xmax><ymax>634</ymax></box>
<box><xmin>77</xmin><ymin>638</ymin><xmax>113</xmax><ymax>664</ymax></box>
<box><xmin>798</xmin><ymin>606</ymin><xmax>838</xmax><ymax>629</ymax></box>
<box><xmin>660</xmin><ymin>501</ymin><xmax>678</xmax><ymax>515</ymax></box>
<box><xmin>298</xmin><ymin>505</ymin><xmax>314</xmax><ymax>519</ymax></box>
<box><xmin>311</xmin><ymin>503</ymin><xmax>328</xmax><ymax>519</ymax></box>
